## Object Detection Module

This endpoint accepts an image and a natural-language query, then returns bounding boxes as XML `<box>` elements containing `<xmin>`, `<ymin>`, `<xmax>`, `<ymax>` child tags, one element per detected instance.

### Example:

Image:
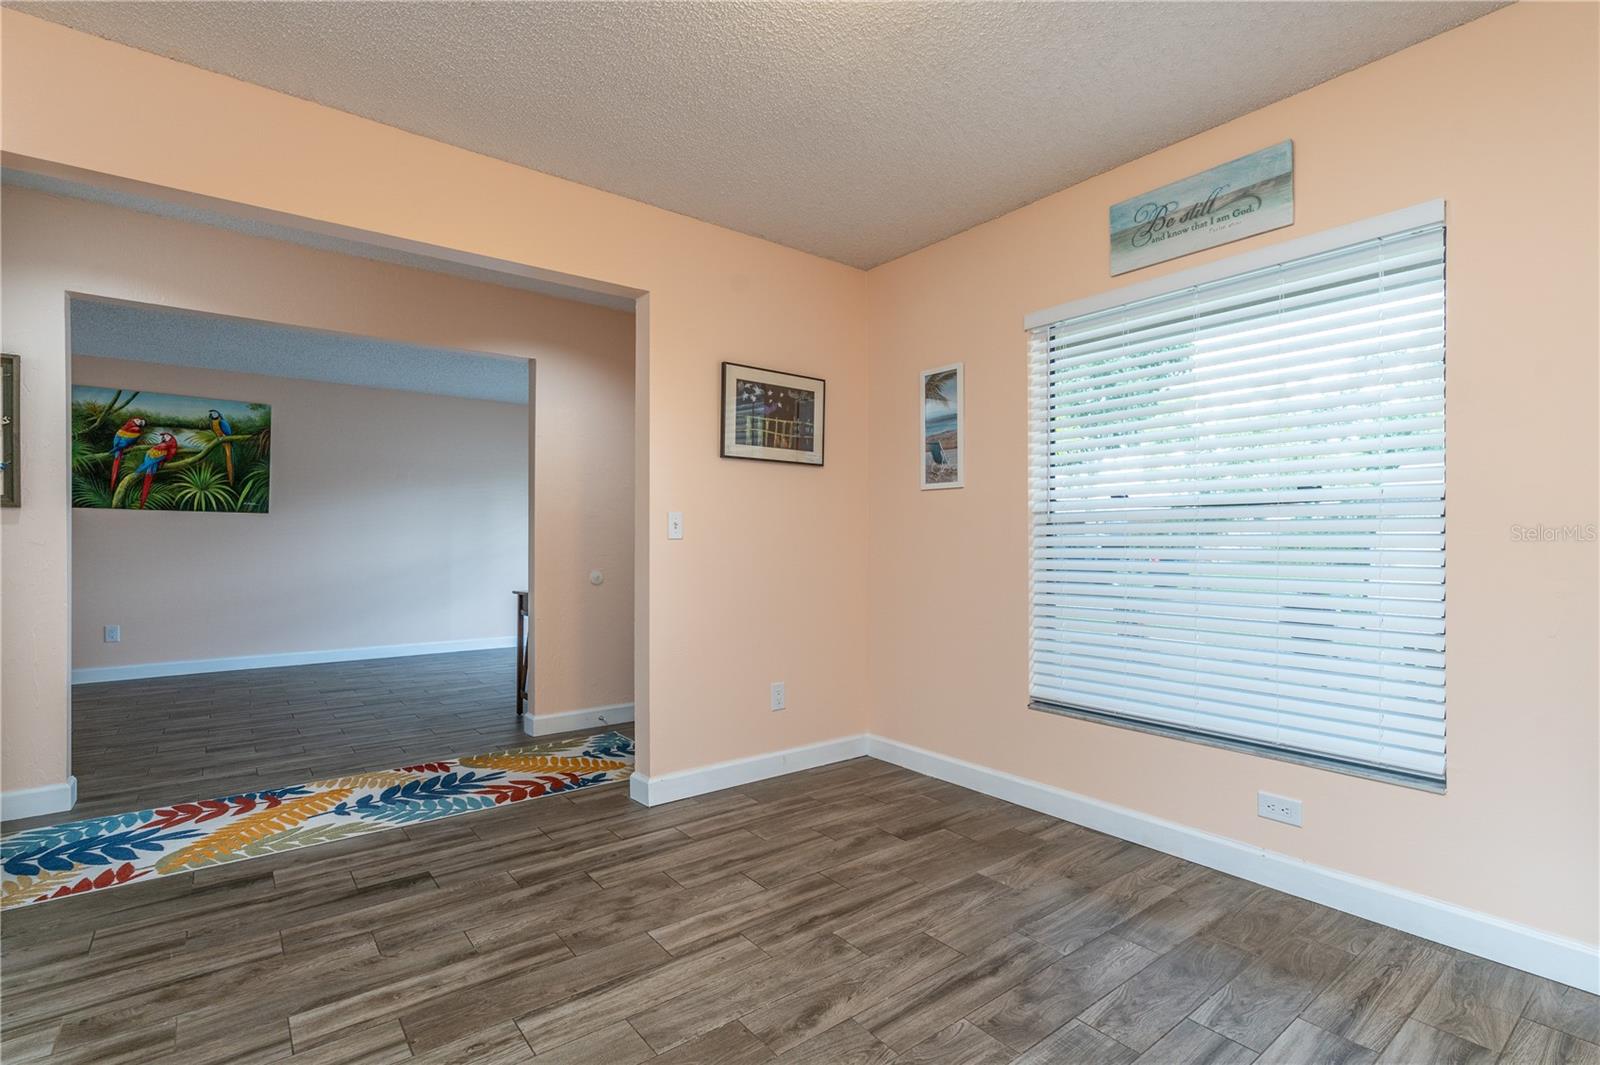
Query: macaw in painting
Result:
<box><xmin>107</xmin><ymin>417</ymin><xmax>147</xmax><ymax>490</ymax></box>
<box><xmin>134</xmin><ymin>432</ymin><xmax>179</xmax><ymax>509</ymax></box>
<box><xmin>208</xmin><ymin>408</ymin><xmax>235</xmax><ymax>484</ymax></box>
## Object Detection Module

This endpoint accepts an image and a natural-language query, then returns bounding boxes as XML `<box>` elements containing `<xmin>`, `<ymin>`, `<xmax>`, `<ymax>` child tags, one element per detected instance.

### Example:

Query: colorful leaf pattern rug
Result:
<box><xmin>1</xmin><ymin>730</ymin><xmax>633</xmax><ymax>910</ymax></box>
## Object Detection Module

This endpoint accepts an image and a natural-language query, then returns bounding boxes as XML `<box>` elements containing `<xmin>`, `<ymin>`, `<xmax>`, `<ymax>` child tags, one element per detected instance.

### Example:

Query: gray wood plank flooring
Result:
<box><xmin>3</xmin><ymin>649</ymin><xmax>531</xmax><ymax>835</ymax></box>
<box><xmin>2</xmin><ymin>654</ymin><xmax>1596</xmax><ymax>1063</ymax></box>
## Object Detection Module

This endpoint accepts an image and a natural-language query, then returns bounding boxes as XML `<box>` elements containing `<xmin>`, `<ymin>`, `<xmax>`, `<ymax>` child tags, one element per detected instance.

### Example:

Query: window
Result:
<box><xmin>1027</xmin><ymin>203</ymin><xmax>1446</xmax><ymax>789</ymax></box>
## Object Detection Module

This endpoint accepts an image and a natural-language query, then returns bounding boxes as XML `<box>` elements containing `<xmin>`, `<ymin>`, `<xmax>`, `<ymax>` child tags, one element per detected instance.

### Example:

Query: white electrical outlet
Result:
<box><xmin>770</xmin><ymin>681</ymin><xmax>786</xmax><ymax>711</ymax></box>
<box><xmin>1258</xmin><ymin>791</ymin><xmax>1302</xmax><ymax>827</ymax></box>
<box><xmin>667</xmin><ymin>512</ymin><xmax>684</xmax><ymax>540</ymax></box>
<box><xmin>104</xmin><ymin>625</ymin><xmax>121</xmax><ymax>644</ymax></box>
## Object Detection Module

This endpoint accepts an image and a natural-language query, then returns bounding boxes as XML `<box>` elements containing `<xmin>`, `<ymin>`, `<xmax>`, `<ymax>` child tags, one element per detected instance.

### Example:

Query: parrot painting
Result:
<box><xmin>107</xmin><ymin>417</ymin><xmax>147</xmax><ymax>490</ymax></box>
<box><xmin>208</xmin><ymin>408</ymin><xmax>235</xmax><ymax>485</ymax></box>
<box><xmin>133</xmin><ymin>432</ymin><xmax>179</xmax><ymax>509</ymax></box>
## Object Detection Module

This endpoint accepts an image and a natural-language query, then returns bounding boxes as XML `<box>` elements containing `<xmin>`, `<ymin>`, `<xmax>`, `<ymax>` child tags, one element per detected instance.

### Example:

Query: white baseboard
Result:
<box><xmin>521</xmin><ymin>702</ymin><xmax>635</xmax><ymax>737</ymax></box>
<box><xmin>613</xmin><ymin>727</ymin><xmax>1596</xmax><ymax>992</ymax></box>
<box><xmin>71</xmin><ymin>636</ymin><xmax>518</xmax><ymax>684</ymax></box>
<box><xmin>865</xmin><ymin>735</ymin><xmax>1600</xmax><ymax>994</ymax></box>
<box><xmin>628</xmin><ymin>734</ymin><xmax>869</xmax><ymax>807</ymax></box>
<box><xmin>1</xmin><ymin>775</ymin><xmax>78</xmax><ymax>821</ymax></box>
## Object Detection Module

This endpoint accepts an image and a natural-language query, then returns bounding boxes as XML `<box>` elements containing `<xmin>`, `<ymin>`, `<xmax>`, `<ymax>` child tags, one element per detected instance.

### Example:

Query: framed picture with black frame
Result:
<box><xmin>720</xmin><ymin>362</ymin><xmax>825</xmax><ymax>466</ymax></box>
<box><xmin>1</xmin><ymin>354</ymin><xmax>18</xmax><ymax>508</ymax></box>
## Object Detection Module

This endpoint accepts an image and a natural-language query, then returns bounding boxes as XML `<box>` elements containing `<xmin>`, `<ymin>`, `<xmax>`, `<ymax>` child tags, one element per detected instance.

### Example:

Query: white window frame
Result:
<box><xmin>1026</xmin><ymin>201</ymin><xmax>1447</xmax><ymax>791</ymax></box>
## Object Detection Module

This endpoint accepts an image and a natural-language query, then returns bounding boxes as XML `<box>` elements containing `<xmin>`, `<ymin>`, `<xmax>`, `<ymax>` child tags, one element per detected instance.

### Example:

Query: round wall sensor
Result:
<box><xmin>589</xmin><ymin>570</ymin><xmax>604</xmax><ymax>586</ymax></box>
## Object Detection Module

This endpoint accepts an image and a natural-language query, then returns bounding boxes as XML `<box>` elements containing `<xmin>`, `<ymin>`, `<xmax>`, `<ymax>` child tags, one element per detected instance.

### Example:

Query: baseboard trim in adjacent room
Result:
<box><xmin>1</xmin><ymin>775</ymin><xmax>78</xmax><ymax>821</ymax></box>
<box><xmin>627</xmin><ymin>734</ymin><xmax>869</xmax><ymax>808</ymax></box>
<box><xmin>864</xmin><ymin>734</ymin><xmax>1600</xmax><ymax>995</ymax></box>
<box><xmin>70</xmin><ymin>636</ymin><xmax>518</xmax><ymax>684</ymax></box>
<box><xmin>520</xmin><ymin>702</ymin><xmax>635</xmax><ymax>737</ymax></box>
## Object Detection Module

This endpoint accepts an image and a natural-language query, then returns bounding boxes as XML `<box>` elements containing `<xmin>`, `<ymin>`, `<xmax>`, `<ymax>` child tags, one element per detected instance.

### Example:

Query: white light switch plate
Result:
<box><xmin>667</xmin><ymin>512</ymin><xmax>684</xmax><ymax>540</ymax></box>
<box><xmin>770</xmin><ymin>681</ymin><xmax>786</xmax><ymax>711</ymax></box>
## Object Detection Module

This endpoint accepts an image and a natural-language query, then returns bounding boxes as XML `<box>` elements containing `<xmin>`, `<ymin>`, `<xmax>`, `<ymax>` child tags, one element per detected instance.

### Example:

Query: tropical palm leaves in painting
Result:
<box><xmin>236</xmin><ymin>463</ymin><xmax>272</xmax><ymax>512</ymax></box>
<box><xmin>69</xmin><ymin>386</ymin><xmax>272</xmax><ymax>512</ymax></box>
<box><xmin>168</xmin><ymin>464</ymin><xmax>236</xmax><ymax>511</ymax></box>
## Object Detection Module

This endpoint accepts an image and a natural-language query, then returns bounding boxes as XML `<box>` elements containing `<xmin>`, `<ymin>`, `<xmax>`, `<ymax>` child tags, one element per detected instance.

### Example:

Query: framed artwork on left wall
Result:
<box><xmin>70</xmin><ymin>385</ymin><xmax>272</xmax><ymax>512</ymax></box>
<box><xmin>2</xmin><ymin>354</ymin><xmax>18</xmax><ymax>507</ymax></box>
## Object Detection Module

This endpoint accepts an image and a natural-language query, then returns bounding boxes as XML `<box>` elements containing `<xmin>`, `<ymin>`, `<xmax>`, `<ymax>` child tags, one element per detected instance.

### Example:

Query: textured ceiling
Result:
<box><xmin>71</xmin><ymin>298</ymin><xmax>530</xmax><ymax>405</ymax></box>
<box><xmin>13</xmin><ymin>1</ymin><xmax>1501</xmax><ymax>268</ymax></box>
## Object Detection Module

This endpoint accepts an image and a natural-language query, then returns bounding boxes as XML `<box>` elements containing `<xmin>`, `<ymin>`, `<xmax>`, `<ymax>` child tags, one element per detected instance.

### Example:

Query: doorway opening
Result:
<box><xmin>4</xmin><ymin>167</ymin><xmax>643</xmax><ymax>837</ymax></box>
<box><xmin>65</xmin><ymin>297</ymin><xmax>549</xmax><ymax>816</ymax></box>
<box><xmin>1</xmin><ymin>170</ymin><xmax>642</xmax><ymax>841</ymax></box>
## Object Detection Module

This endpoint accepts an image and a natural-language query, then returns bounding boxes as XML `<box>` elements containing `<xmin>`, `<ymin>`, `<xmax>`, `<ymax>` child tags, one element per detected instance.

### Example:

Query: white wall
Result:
<box><xmin>71</xmin><ymin>354</ymin><xmax>527</xmax><ymax>674</ymax></box>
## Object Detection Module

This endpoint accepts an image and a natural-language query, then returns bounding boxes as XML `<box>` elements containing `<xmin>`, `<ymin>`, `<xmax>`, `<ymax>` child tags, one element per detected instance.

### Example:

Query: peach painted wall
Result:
<box><xmin>0</xmin><ymin>9</ymin><xmax>872</xmax><ymax>789</ymax></box>
<box><xmin>71</xmin><ymin>355</ymin><xmax>530</xmax><ymax>673</ymax></box>
<box><xmin>865</xmin><ymin>3</ymin><xmax>1598</xmax><ymax>945</ymax></box>
<box><xmin>1</xmin><ymin>185</ymin><xmax>638</xmax><ymax>791</ymax></box>
<box><xmin>3</xmin><ymin>0</ymin><xmax>1592</xmax><ymax>954</ymax></box>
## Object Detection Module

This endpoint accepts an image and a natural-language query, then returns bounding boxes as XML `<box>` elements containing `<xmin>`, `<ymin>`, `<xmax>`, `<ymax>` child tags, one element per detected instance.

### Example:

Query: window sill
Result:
<box><xmin>1028</xmin><ymin>699</ymin><xmax>1447</xmax><ymax>795</ymax></box>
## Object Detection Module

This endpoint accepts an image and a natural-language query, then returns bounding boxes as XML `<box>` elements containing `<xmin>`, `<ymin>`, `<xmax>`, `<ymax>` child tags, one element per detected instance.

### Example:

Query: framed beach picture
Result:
<box><xmin>70</xmin><ymin>385</ymin><xmax>272</xmax><ymax>512</ymax></box>
<box><xmin>921</xmin><ymin>362</ymin><xmax>963</xmax><ymax>490</ymax></box>
<box><xmin>721</xmin><ymin>362</ymin><xmax>825</xmax><ymax>466</ymax></box>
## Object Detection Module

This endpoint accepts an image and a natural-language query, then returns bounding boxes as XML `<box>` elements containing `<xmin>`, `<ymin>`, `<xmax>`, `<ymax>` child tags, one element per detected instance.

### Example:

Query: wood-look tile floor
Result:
<box><xmin>3</xmin><ymin>655</ymin><xmax>1596</xmax><ymax>1063</ymax></box>
<box><xmin>3</xmin><ymin>649</ymin><xmax>532</xmax><ymax>835</ymax></box>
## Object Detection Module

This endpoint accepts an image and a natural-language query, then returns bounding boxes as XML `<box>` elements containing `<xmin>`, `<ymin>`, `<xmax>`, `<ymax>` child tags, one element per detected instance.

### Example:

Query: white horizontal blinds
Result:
<box><xmin>1029</xmin><ymin>220</ymin><xmax>1446</xmax><ymax>783</ymax></box>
